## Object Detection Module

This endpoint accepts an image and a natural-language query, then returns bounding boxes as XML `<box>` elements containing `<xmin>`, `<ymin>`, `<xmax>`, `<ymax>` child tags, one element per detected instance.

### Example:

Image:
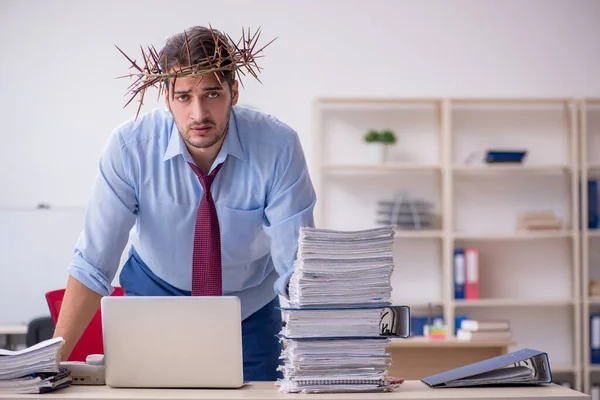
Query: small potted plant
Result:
<box><xmin>363</xmin><ymin>129</ymin><xmax>397</xmax><ymax>163</ymax></box>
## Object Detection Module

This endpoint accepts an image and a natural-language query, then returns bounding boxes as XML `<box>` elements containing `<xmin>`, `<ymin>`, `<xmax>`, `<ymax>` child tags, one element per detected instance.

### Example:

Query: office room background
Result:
<box><xmin>1</xmin><ymin>0</ymin><xmax>600</xmax><ymax>393</ymax></box>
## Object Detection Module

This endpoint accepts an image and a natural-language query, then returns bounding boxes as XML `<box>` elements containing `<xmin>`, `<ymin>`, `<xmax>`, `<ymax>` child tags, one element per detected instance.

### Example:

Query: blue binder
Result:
<box><xmin>453</xmin><ymin>249</ymin><xmax>465</xmax><ymax>299</ymax></box>
<box><xmin>590</xmin><ymin>180</ymin><xmax>598</xmax><ymax>229</ymax></box>
<box><xmin>421</xmin><ymin>348</ymin><xmax>552</xmax><ymax>388</ymax></box>
<box><xmin>279</xmin><ymin>305</ymin><xmax>410</xmax><ymax>339</ymax></box>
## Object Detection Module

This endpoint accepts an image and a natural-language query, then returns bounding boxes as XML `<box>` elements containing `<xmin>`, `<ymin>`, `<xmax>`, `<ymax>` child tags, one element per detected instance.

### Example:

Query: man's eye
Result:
<box><xmin>207</xmin><ymin>92</ymin><xmax>219</xmax><ymax>99</ymax></box>
<box><xmin>177</xmin><ymin>95</ymin><xmax>189</xmax><ymax>101</ymax></box>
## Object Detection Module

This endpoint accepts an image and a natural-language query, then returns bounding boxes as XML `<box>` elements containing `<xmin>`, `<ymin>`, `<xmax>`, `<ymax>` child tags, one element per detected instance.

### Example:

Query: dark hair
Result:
<box><xmin>159</xmin><ymin>26</ymin><xmax>235</xmax><ymax>91</ymax></box>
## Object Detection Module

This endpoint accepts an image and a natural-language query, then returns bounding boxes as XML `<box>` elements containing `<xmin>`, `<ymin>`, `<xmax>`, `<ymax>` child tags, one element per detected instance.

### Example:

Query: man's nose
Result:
<box><xmin>190</xmin><ymin>98</ymin><xmax>209</xmax><ymax>121</ymax></box>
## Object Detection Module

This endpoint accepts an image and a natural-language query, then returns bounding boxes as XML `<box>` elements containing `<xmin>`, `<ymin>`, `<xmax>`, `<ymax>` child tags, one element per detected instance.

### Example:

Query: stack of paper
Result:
<box><xmin>288</xmin><ymin>226</ymin><xmax>395</xmax><ymax>307</ymax></box>
<box><xmin>0</xmin><ymin>337</ymin><xmax>72</xmax><ymax>394</ymax></box>
<box><xmin>278</xmin><ymin>226</ymin><xmax>406</xmax><ymax>394</ymax></box>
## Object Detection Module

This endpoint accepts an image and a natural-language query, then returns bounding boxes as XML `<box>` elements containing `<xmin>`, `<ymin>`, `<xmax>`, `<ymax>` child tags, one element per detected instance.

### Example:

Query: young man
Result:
<box><xmin>52</xmin><ymin>26</ymin><xmax>316</xmax><ymax>381</ymax></box>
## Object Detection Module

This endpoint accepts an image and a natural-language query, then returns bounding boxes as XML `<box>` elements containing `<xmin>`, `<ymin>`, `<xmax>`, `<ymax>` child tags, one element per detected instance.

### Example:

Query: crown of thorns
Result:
<box><xmin>115</xmin><ymin>26</ymin><xmax>276</xmax><ymax>118</ymax></box>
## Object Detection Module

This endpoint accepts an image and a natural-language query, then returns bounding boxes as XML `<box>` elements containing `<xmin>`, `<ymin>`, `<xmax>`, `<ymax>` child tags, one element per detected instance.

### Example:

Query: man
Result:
<box><xmin>52</xmin><ymin>25</ymin><xmax>316</xmax><ymax>381</ymax></box>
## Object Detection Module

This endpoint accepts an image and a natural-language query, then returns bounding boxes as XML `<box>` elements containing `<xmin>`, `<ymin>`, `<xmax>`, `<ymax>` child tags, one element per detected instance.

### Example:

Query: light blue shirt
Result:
<box><xmin>67</xmin><ymin>106</ymin><xmax>316</xmax><ymax>319</ymax></box>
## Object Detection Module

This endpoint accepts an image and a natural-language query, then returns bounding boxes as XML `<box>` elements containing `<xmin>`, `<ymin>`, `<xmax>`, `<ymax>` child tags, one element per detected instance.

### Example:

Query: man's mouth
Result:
<box><xmin>190</xmin><ymin>125</ymin><xmax>212</xmax><ymax>135</ymax></box>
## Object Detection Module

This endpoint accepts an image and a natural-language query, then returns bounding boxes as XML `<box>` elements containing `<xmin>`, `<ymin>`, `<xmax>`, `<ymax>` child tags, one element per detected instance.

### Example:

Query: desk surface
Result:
<box><xmin>388</xmin><ymin>337</ymin><xmax>516</xmax><ymax>348</ymax></box>
<box><xmin>0</xmin><ymin>381</ymin><xmax>588</xmax><ymax>400</ymax></box>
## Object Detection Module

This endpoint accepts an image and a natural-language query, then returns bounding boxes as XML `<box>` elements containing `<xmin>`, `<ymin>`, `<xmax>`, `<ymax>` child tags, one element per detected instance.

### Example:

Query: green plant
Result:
<box><xmin>380</xmin><ymin>130</ymin><xmax>396</xmax><ymax>144</ymax></box>
<box><xmin>364</xmin><ymin>130</ymin><xmax>381</xmax><ymax>143</ymax></box>
<box><xmin>363</xmin><ymin>129</ymin><xmax>397</xmax><ymax>144</ymax></box>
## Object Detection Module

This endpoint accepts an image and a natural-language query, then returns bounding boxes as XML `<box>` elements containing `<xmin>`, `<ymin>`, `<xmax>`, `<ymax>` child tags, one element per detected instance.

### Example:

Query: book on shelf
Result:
<box><xmin>453</xmin><ymin>249</ymin><xmax>465</xmax><ymax>300</ymax></box>
<box><xmin>516</xmin><ymin>211</ymin><xmax>562</xmax><ymax>231</ymax></box>
<box><xmin>0</xmin><ymin>337</ymin><xmax>72</xmax><ymax>394</ymax></box>
<box><xmin>591</xmin><ymin>314</ymin><xmax>600</xmax><ymax>364</ymax></box>
<box><xmin>278</xmin><ymin>225</ymin><xmax>410</xmax><ymax>394</ymax></box>
<box><xmin>460</xmin><ymin>319</ymin><xmax>510</xmax><ymax>332</ymax></box>
<box><xmin>590</xmin><ymin>179</ymin><xmax>598</xmax><ymax>229</ymax></box>
<box><xmin>457</xmin><ymin>329</ymin><xmax>512</xmax><ymax>341</ymax></box>
<box><xmin>457</xmin><ymin>319</ymin><xmax>512</xmax><ymax>341</ymax></box>
<box><xmin>454</xmin><ymin>247</ymin><xmax>479</xmax><ymax>300</ymax></box>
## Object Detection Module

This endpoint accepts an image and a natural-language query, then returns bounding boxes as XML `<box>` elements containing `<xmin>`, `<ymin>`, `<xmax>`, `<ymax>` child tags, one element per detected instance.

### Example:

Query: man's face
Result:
<box><xmin>165</xmin><ymin>73</ymin><xmax>239</xmax><ymax>150</ymax></box>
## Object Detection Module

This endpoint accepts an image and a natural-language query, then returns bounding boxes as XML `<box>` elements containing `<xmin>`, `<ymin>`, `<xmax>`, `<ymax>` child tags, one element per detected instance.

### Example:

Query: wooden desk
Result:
<box><xmin>0</xmin><ymin>381</ymin><xmax>588</xmax><ymax>399</ymax></box>
<box><xmin>387</xmin><ymin>337</ymin><xmax>515</xmax><ymax>380</ymax></box>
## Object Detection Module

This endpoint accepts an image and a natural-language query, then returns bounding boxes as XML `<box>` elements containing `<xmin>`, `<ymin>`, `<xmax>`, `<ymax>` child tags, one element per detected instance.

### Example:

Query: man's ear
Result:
<box><xmin>231</xmin><ymin>80</ymin><xmax>239</xmax><ymax>106</ymax></box>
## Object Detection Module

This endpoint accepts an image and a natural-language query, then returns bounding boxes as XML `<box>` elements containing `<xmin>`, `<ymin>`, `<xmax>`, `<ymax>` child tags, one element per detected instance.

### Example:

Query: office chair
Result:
<box><xmin>45</xmin><ymin>287</ymin><xmax>124</xmax><ymax>362</ymax></box>
<box><xmin>26</xmin><ymin>316</ymin><xmax>55</xmax><ymax>347</ymax></box>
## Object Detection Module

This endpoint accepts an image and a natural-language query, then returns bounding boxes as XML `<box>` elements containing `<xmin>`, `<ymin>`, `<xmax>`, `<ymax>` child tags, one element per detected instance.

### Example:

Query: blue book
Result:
<box><xmin>591</xmin><ymin>313</ymin><xmax>600</xmax><ymax>364</ymax></box>
<box><xmin>453</xmin><ymin>249</ymin><xmax>465</xmax><ymax>299</ymax></box>
<box><xmin>422</xmin><ymin>348</ymin><xmax>552</xmax><ymax>388</ymax></box>
<box><xmin>590</xmin><ymin>180</ymin><xmax>598</xmax><ymax>229</ymax></box>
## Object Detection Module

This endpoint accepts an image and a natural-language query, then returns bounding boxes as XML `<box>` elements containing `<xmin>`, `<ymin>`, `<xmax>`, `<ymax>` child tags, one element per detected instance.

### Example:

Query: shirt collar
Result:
<box><xmin>163</xmin><ymin>107</ymin><xmax>246</xmax><ymax>163</ymax></box>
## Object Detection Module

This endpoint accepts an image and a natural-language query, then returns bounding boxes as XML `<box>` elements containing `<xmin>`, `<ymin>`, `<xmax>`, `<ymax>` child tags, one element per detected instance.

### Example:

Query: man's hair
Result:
<box><xmin>159</xmin><ymin>26</ymin><xmax>235</xmax><ymax>92</ymax></box>
<box><xmin>116</xmin><ymin>25</ymin><xmax>274</xmax><ymax>118</ymax></box>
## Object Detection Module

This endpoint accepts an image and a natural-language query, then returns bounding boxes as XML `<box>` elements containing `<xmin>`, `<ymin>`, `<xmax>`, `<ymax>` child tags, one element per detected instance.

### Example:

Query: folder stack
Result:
<box><xmin>0</xmin><ymin>337</ymin><xmax>72</xmax><ymax>394</ymax></box>
<box><xmin>278</xmin><ymin>226</ymin><xmax>409</xmax><ymax>393</ymax></box>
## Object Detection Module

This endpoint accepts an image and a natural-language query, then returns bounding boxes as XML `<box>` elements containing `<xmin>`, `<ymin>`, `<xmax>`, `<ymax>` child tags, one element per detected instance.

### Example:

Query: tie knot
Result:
<box><xmin>189</xmin><ymin>162</ymin><xmax>223</xmax><ymax>193</ymax></box>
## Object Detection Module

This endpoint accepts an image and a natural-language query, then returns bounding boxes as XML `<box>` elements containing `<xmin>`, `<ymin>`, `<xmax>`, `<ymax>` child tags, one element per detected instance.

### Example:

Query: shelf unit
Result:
<box><xmin>581</xmin><ymin>98</ymin><xmax>600</xmax><ymax>394</ymax></box>
<box><xmin>312</xmin><ymin>97</ymin><xmax>583</xmax><ymax>391</ymax></box>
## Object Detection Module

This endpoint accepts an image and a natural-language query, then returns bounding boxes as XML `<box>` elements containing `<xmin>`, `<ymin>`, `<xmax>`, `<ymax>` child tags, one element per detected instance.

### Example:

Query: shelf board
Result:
<box><xmin>394</xmin><ymin>230</ymin><xmax>444</xmax><ymax>239</ymax></box>
<box><xmin>452</xmin><ymin>164</ymin><xmax>569</xmax><ymax>174</ymax></box>
<box><xmin>322</xmin><ymin>164</ymin><xmax>441</xmax><ymax>174</ymax></box>
<box><xmin>453</xmin><ymin>231</ymin><xmax>574</xmax><ymax>241</ymax></box>
<box><xmin>587</xmin><ymin>230</ymin><xmax>600</xmax><ymax>238</ymax></box>
<box><xmin>398</xmin><ymin>301</ymin><xmax>444</xmax><ymax>308</ymax></box>
<box><xmin>588</xmin><ymin>163</ymin><xmax>600</xmax><ymax>171</ymax></box>
<box><xmin>552</xmin><ymin>364</ymin><xmax>578</xmax><ymax>374</ymax></box>
<box><xmin>452</xmin><ymin>164</ymin><xmax>570</xmax><ymax>174</ymax></box>
<box><xmin>587</xmin><ymin>297</ymin><xmax>600</xmax><ymax>305</ymax></box>
<box><xmin>588</xmin><ymin>365</ymin><xmax>600</xmax><ymax>373</ymax></box>
<box><xmin>317</xmin><ymin>98</ymin><xmax>441</xmax><ymax>111</ymax></box>
<box><xmin>453</xmin><ymin>298</ymin><xmax>575</xmax><ymax>307</ymax></box>
<box><xmin>388</xmin><ymin>337</ymin><xmax>515</xmax><ymax>348</ymax></box>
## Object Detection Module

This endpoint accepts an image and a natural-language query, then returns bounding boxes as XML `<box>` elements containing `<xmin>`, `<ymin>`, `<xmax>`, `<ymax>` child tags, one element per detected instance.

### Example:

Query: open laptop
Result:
<box><xmin>100</xmin><ymin>296</ymin><xmax>244</xmax><ymax>388</ymax></box>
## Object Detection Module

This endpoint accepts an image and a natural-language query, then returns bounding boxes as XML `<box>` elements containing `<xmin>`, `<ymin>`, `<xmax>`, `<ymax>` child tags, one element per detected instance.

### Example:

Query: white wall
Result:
<box><xmin>1</xmin><ymin>0</ymin><xmax>599</xmax><ymax>324</ymax></box>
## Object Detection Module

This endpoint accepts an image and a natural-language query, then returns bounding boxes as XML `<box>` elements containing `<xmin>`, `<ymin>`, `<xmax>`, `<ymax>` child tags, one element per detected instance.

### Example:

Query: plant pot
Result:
<box><xmin>365</xmin><ymin>143</ymin><xmax>389</xmax><ymax>164</ymax></box>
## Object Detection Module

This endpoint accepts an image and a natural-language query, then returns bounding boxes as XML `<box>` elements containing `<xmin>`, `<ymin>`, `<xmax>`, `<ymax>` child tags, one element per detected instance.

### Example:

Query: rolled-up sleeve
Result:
<box><xmin>264</xmin><ymin>131</ymin><xmax>316</xmax><ymax>298</ymax></box>
<box><xmin>67</xmin><ymin>129</ymin><xmax>138</xmax><ymax>296</ymax></box>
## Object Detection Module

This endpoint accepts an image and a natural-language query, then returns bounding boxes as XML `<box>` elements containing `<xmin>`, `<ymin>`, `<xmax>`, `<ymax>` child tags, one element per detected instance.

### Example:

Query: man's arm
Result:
<box><xmin>264</xmin><ymin>130</ymin><xmax>316</xmax><ymax>298</ymax></box>
<box><xmin>54</xmin><ymin>129</ymin><xmax>138</xmax><ymax>360</ymax></box>
<box><xmin>53</xmin><ymin>276</ymin><xmax>102</xmax><ymax>360</ymax></box>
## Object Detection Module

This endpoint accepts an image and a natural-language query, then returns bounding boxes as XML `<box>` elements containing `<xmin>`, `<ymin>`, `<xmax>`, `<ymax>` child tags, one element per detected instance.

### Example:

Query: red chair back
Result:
<box><xmin>45</xmin><ymin>287</ymin><xmax>124</xmax><ymax>361</ymax></box>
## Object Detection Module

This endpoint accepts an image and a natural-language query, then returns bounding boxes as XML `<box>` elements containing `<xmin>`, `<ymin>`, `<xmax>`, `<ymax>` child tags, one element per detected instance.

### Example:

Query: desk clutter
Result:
<box><xmin>278</xmin><ymin>226</ymin><xmax>410</xmax><ymax>393</ymax></box>
<box><xmin>0</xmin><ymin>337</ymin><xmax>71</xmax><ymax>394</ymax></box>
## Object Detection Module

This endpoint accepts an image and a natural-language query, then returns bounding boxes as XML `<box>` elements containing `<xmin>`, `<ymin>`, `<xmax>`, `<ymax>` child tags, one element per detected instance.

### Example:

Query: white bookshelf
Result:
<box><xmin>581</xmin><ymin>98</ymin><xmax>600</xmax><ymax>394</ymax></box>
<box><xmin>312</xmin><ymin>97</ymin><xmax>583</xmax><ymax>391</ymax></box>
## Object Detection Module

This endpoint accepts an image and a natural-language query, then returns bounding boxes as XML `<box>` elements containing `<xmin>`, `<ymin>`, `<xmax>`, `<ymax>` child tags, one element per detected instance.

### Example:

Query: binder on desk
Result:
<box><xmin>421</xmin><ymin>348</ymin><xmax>552</xmax><ymax>388</ymax></box>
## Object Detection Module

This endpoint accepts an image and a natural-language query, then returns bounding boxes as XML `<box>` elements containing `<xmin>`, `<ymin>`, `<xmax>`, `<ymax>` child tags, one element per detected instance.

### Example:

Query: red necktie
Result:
<box><xmin>188</xmin><ymin>162</ymin><xmax>224</xmax><ymax>296</ymax></box>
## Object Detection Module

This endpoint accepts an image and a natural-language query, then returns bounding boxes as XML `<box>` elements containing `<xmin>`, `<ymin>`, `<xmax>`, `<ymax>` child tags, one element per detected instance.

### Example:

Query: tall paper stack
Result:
<box><xmin>278</xmin><ymin>226</ymin><xmax>409</xmax><ymax>394</ymax></box>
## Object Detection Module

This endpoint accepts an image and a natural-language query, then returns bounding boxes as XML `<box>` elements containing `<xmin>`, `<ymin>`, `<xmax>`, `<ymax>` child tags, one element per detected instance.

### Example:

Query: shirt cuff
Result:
<box><xmin>274</xmin><ymin>267</ymin><xmax>295</xmax><ymax>300</ymax></box>
<box><xmin>67</xmin><ymin>251</ymin><xmax>114</xmax><ymax>296</ymax></box>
